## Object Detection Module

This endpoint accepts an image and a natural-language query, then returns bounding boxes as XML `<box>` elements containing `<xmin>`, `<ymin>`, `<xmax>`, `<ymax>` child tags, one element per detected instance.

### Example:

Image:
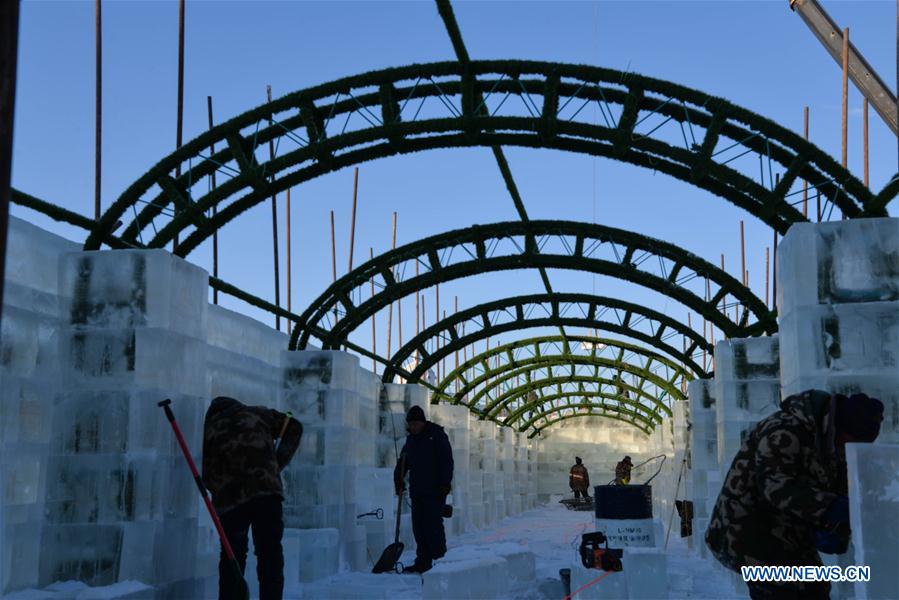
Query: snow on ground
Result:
<box><xmin>290</xmin><ymin>497</ymin><xmax>747</xmax><ymax>599</ymax></box>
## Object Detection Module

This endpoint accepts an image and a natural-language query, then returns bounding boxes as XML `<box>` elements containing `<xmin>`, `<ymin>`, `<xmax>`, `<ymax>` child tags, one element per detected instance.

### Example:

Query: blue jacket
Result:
<box><xmin>394</xmin><ymin>421</ymin><xmax>454</xmax><ymax>499</ymax></box>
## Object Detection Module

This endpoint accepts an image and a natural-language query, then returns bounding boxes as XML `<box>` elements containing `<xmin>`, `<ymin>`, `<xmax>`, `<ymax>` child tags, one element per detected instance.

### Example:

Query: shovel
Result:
<box><xmin>159</xmin><ymin>399</ymin><xmax>249</xmax><ymax>600</ymax></box>
<box><xmin>372</xmin><ymin>454</ymin><xmax>406</xmax><ymax>574</ymax></box>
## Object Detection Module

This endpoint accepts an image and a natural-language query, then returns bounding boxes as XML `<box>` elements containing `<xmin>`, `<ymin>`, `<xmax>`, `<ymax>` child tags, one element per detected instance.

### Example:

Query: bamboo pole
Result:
<box><xmin>773</xmin><ymin>233</ymin><xmax>778</xmax><ymax>308</ymax></box>
<box><xmin>455</xmin><ymin>296</ymin><xmax>460</xmax><ymax>375</ymax></box>
<box><xmin>740</xmin><ymin>221</ymin><xmax>746</xmax><ymax>286</ymax></box>
<box><xmin>443</xmin><ymin>309</ymin><xmax>447</xmax><ymax>384</ymax></box>
<box><xmin>207</xmin><ymin>96</ymin><xmax>218</xmax><ymax>304</ymax></box>
<box><xmin>842</xmin><ymin>27</ymin><xmax>849</xmax><ymax>220</ymax></box>
<box><xmin>330</xmin><ymin>211</ymin><xmax>337</xmax><ymax>282</ymax></box>
<box><xmin>266</xmin><ymin>85</ymin><xmax>281</xmax><ymax>331</ymax></box>
<box><xmin>436</xmin><ymin>284</ymin><xmax>440</xmax><ymax>380</ymax></box>
<box><xmin>415</xmin><ymin>261</ymin><xmax>420</xmax><ymax>366</ymax></box>
<box><xmin>387</xmin><ymin>212</ymin><xmax>397</xmax><ymax>357</ymax></box>
<box><xmin>286</xmin><ymin>187</ymin><xmax>292</xmax><ymax>335</ymax></box>
<box><xmin>173</xmin><ymin>0</ymin><xmax>185</xmax><ymax>253</ymax></box>
<box><xmin>765</xmin><ymin>247</ymin><xmax>770</xmax><ymax>308</ymax></box>
<box><xmin>803</xmin><ymin>106</ymin><xmax>809</xmax><ymax>218</ymax></box>
<box><xmin>864</xmin><ymin>99</ymin><xmax>869</xmax><ymax>187</ymax></box>
<box><xmin>95</xmin><ymin>0</ymin><xmax>102</xmax><ymax>220</ymax></box>
<box><xmin>817</xmin><ymin>190</ymin><xmax>822</xmax><ymax>223</ymax></box>
<box><xmin>370</xmin><ymin>247</ymin><xmax>376</xmax><ymax>372</ymax></box>
<box><xmin>348</xmin><ymin>168</ymin><xmax>359</xmax><ymax>271</ymax></box>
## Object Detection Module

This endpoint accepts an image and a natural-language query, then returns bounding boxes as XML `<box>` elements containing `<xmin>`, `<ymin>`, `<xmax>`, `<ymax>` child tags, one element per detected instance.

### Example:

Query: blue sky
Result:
<box><xmin>10</xmin><ymin>1</ymin><xmax>899</xmax><ymax>374</ymax></box>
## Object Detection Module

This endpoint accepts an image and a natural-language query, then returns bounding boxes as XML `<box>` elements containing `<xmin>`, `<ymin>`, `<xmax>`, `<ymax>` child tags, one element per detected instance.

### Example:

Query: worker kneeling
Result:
<box><xmin>706</xmin><ymin>390</ymin><xmax>883</xmax><ymax>600</ymax></box>
<box><xmin>202</xmin><ymin>397</ymin><xmax>303</xmax><ymax>600</ymax></box>
<box><xmin>394</xmin><ymin>406</ymin><xmax>455</xmax><ymax>574</ymax></box>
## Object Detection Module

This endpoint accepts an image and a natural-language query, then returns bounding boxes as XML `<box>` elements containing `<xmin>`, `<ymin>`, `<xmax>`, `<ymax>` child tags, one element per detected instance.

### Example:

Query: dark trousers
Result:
<box><xmin>410</xmin><ymin>496</ymin><xmax>446</xmax><ymax>568</ymax></box>
<box><xmin>219</xmin><ymin>494</ymin><xmax>285</xmax><ymax>600</ymax></box>
<box><xmin>747</xmin><ymin>580</ymin><xmax>830</xmax><ymax>600</ymax></box>
<box><xmin>573</xmin><ymin>489</ymin><xmax>590</xmax><ymax>499</ymax></box>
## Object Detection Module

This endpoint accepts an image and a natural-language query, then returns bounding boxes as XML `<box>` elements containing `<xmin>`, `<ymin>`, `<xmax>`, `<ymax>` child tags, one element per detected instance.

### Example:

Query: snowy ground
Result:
<box><xmin>292</xmin><ymin>497</ymin><xmax>747</xmax><ymax>599</ymax></box>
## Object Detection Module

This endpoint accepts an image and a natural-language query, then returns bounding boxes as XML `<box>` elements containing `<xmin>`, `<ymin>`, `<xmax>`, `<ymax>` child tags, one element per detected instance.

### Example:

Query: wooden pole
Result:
<box><xmin>455</xmin><ymin>296</ymin><xmax>460</xmax><ymax>375</ymax></box>
<box><xmin>330</xmin><ymin>211</ymin><xmax>337</xmax><ymax>282</ymax></box>
<box><xmin>207</xmin><ymin>95</ymin><xmax>218</xmax><ymax>304</ymax></box>
<box><xmin>740</xmin><ymin>221</ymin><xmax>746</xmax><ymax>286</ymax></box>
<box><xmin>286</xmin><ymin>187</ymin><xmax>292</xmax><ymax>335</ymax></box>
<box><xmin>720</xmin><ymin>254</ymin><xmax>726</xmax><ymax>318</ymax></box>
<box><xmin>95</xmin><ymin>0</ymin><xmax>102</xmax><ymax>220</ymax></box>
<box><xmin>842</xmin><ymin>27</ymin><xmax>849</xmax><ymax>171</ymax></box>
<box><xmin>0</xmin><ymin>0</ymin><xmax>20</xmax><ymax>325</ymax></box>
<box><xmin>173</xmin><ymin>0</ymin><xmax>185</xmax><ymax>253</ymax></box>
<box><xmin>370</xmin><ymin>247</ymin><xmax>376</xmax><ymax>372</ymax></box>
<box><xmin>817</xmin><ymin>190</ymin><xmax>822</xmax><ymax>223</ymax></box>
<box><xmin>266</xmin><ymin>86</ymin><xmax>281</xmax><ymax>331</ymax></box>
<box><xmin>765</xmin><ymin>247</ymin><xmax>770</xmax><ymax>308</ymax></box>
<box><xmin>803</xmin><ymin>106</ymin><xmax>809</xmax><ymax>218</ymax></box>
<box><xmin>773</xmin><ymin>233</ymin><xmax>778</xmax><ymax>309</ymax></box>
<box><xmin>348</xmin><ymin>168</ymin><xmax>359</xmax><ymax>272</ymax></box>
<box><xmin>387</xmin><ymin>212</ymin><xmax>397</xmax><ymax>357</ymax></box>
<box><xmin>443</xmin><ymin>309</ymin><xmax>447</xmax><ymax>383</ymax></box>
<box><xmin>415</xmin><ymin>260</ymin><xmax>420</xmax><ymax>365</ymax></box>
<box><xmin>436</xmin><ymin>284</ymin><xmax>440</xmax><ymax>380</ymax></box>
<box><xmin>864</xmin><ymin>99</ymin><xmax>870</xmax><ymax>187</ymax></box>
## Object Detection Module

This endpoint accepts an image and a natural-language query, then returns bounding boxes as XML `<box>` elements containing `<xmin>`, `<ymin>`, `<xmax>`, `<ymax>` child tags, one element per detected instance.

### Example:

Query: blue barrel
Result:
<box><xmin>593</xmin><ymin>485</ymin><xmax>653</xmax><ymax>519</ymax></box>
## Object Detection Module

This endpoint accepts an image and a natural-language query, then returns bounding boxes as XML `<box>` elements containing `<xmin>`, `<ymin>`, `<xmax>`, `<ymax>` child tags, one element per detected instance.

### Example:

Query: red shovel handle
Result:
<box><xmin>158</xmin><ymin>399</ymin><xmax>239</xmax><ymax>562</ymax></box>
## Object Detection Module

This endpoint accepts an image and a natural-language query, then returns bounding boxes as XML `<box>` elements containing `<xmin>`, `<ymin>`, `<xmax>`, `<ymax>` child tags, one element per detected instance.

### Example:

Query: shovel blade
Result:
<box><xmin>372</xmin><ymin>541</ymin><xmax>405</xmax><ymax>574</ymax></box>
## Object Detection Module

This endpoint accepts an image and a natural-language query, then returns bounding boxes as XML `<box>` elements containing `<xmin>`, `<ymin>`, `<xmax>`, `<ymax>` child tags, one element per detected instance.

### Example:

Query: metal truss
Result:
<box><xmin>526</xmin><ymin>410</ymin><xmax>653</xmax><ymax>438</ymax></box>
<box><xmin>385</xmin><ymin>292</ymin><xmax>713</xmax><ymax>383</ymax></box>
<box><xmin>289</xmin><ymin>220</ymin><xmax>773</xmax><ymax>366</ymax></box>
<box><xmin>85</xmin><ymin>60</ymin><xmax>887</xmax><ymax>254</ymax></box>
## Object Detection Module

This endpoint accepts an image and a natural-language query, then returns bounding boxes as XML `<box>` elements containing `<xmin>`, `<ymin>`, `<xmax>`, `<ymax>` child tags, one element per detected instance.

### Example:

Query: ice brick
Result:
<box><xmin>295</xmin><ymin>528</ymin><xmax>339</xmax><ymax>582</ymax></box>
<box><xmin>283</xmin><ymin>351</ymin><xmax>359</xmax><ymax>393</ymax></box>
<box><xmin>421</xmin><ymin>556</ymin><xmax>508</xmax><ymax>599</ymax></box>
<box><xmin>847</xmin><ymin>443</ymin><xmax>899</xmax><ymax>600</ymax></box>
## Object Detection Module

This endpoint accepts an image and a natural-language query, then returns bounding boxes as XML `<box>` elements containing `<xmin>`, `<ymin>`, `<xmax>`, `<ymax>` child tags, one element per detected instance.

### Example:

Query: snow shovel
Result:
<box><xmin>372</xmin><ymin>454</ymin><xmax>406</xmax><ymax>574</ymax></box>
<box><xmin>159</xmin><ymin>399</ymin><xmax>250</xmax><ymax>600</ymax></box>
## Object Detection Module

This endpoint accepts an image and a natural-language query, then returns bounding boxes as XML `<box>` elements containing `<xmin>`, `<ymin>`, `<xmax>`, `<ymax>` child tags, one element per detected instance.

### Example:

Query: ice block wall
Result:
<box><xmin>46</xmin><ymin>249</ymin><xmax>208</xmax><ymax>593</ymax></box>
<box><xmin>713</xmin><ymin>335</ymin><xmax>781</xmax><ymax>478</ymax></box>
<box><xmin>1</xmin><ymin>218</ymin><xmax>79</xmax><ymax>593</ymax></box>
<box><xmin>778</xmin><ymin>218</ymin><xmax>899</xmax><ymax>441</ymax></box>
<box><xmin>686</xmin><ymin>379</ymin><xmax>718</xmax><ymax>560</ymax></box>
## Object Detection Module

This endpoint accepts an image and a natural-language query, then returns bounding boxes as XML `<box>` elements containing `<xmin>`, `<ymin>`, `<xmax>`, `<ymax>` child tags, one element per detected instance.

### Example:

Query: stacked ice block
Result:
<box><xmin>43</xmin><ymin>250</ymin><xmax>208</xmax><ymax>592</ymax></box>
<box><xmin>280</xmin><ymin>350</ymin><xmax>375</xmax><ymax>573</ymax></box>
<box><xmin>687</xmin><ymin>379</ymin><xmax>719</xmax><ymax>557</ymax></box>
<box><xmin>1</xmin><ymin>218</ymin><xmax>79</xmax><ymax>594</ymax></box>
<box><xmin>778</xmin><ymin>218</ymin><xmax>899</xmax><ymax>441</ymax></box>
<box><xmin>713</xmin><ymin>336</ymin><xmax>781</xmax><ymax>478</ymax></box>
<box><xmin>429</xmin><ymin>401</ymin><xmax>471</xmax><ymax>536</ymax></box>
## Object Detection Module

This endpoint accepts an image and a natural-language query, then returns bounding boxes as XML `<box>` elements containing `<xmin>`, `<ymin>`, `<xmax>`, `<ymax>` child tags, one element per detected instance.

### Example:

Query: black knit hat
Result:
<box><xmin>575</xmin><ymin>456</ymin><xmax>582</xmax><ymax>464</ymax></box>
<box><xmin>835</xmin><ymin>393</ymin><xmax>884</xmax><ymax>443</ymax></box>
<box><xmin>406</xmin><ymin>405</ymin><xmax>426</xmax><ymax>423</ymax></box>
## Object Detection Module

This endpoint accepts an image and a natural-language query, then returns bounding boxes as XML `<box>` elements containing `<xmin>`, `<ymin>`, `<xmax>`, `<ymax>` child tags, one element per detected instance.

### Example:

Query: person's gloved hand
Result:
<box><xmin>823</xmin><ymin>496</ymin><xmax>850</xmax><ymax>527</ymax></box>
<box><xmin>816</xmin><ymin>530</ymin><xmax>849</xmax><ymax>555</ymax></box>
<box><xmin>438</xmin><ymin>484</ymin><xmax>451</xmax><ymax>497</ymax></box>
<box><xmin>394</xmin><ymin>483</ymin><xmax>405</xmax><ymax>496</ymax></box>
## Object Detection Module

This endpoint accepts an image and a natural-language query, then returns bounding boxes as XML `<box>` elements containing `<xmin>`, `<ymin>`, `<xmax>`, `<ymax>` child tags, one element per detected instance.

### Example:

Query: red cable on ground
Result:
<box><xmin>563</xmin><ymin>569</ymin><xmax>614</xmax><ymax>600</ymax></box>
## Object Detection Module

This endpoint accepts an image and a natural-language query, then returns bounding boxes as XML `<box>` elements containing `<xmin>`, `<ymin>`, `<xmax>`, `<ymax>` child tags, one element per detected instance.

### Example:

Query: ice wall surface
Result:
<box><xmin>778</xmin><ymin>218</ymin><xmax>899</xmax><ymax>441</ymax></box>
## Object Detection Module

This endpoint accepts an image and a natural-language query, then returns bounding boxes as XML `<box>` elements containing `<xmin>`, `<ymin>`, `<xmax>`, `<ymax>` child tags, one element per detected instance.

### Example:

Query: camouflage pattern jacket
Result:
<box><xmin>705</xmin><ymin>390</ymin><xmax>847</xmax><ymax>572</ymax></box>
<box><xmin>614</xmin><ymin>461</ymin><xmax>632</xmax><ymax>485</ymax></box>
<box><xmin>202</xmin><ymin>397</ymin><xmax>303</xmax><ymax>515</ymax></box>
<box><xmin>569</xmin><ymin>464</ymin><xmax>590</xmax><ymax>491</ymax></box>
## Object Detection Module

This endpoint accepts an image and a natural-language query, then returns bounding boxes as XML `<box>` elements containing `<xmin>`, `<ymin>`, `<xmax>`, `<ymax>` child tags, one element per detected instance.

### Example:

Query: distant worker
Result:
<box><xmin>394</xmin><ymin>406</ymin><xmax>454</xmax><ymax>574</ymax></box>
<box><xmin>569</xmin><ymin>457</ymin><xmax>591</xmax><ymax>499</ymax></box>
<box><xmin>706</xmin><ymin>390</ymin><xmax>883</xmax><ymax>599</ymax></box>
<box><xmin>614</xmin><ymin>456</ymin><xmax>633</xmax><ymax>485</ymax></box>
<box><xmin>202</xmin><ymin>397</ymin><xmax>303</xmax><ymax>600</ymax></box>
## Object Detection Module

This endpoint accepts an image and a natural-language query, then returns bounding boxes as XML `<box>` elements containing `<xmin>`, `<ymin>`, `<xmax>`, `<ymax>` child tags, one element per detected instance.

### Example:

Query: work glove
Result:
<box><xmin>815</xmin><ymin>529</ymin><xmax>849</xmax><ymax>555</ymax></box>
<box><xmin>438</xmin><ymin>484</ymin><xmax>451</xmax><ymax>497</ymax></box>
<box><xmin>823</xmin><ymin>496</ymin><xmax>850</xmax><ymax>527</ymax></box>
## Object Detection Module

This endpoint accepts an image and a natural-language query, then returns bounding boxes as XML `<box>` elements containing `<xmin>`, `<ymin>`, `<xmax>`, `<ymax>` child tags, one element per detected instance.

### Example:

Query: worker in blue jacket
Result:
<box><xmin>393</xmin><ymin>405</ymin><xmax>454</xmax><ymax>574</ymax></box>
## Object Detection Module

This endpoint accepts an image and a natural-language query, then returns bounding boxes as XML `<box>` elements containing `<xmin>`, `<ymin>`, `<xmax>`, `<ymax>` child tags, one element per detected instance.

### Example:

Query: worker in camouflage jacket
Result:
<box><xmin>569</xmin><ymin>457</ymin><xmax>591</xmax><ymax>499</ymax></box>
<box><xmin>203</xmin><ymin>397</ymin><xmax>303</xmax><ymax>600</ymax></box>
<box><xmin>614</xmin><ymin>455</ymin><xmax>633</xmax><ymax>485</ymax></box>
<box><xmin>706</xmin><ymin>390</ymin><xmax>883</xmax><ymax>600</ymax></box>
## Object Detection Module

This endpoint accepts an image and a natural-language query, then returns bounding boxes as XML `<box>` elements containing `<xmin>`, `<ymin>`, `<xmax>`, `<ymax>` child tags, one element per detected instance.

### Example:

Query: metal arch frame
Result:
<box><xmin>457</xmin><ymin>355</ymin><xmax>684</xmax><ymax>421</ymax></box>
<box><xmin>288</xmin><ymin>220</ymin><xmax>774</xmax><ymax>362</ymax></box>
<box><xmin>516</xmin><ymin>399</ymin><xmax>655</xmax><ymax>435</ymax></box>
<box><xmin>440</xmin><ymin>334</ymin><xmax>688</xmax><ymax>409</ymax></box>
<box><xmin>385</xmin><ymin>292</ymin><xmax>712</xmax><ymax>383</ymax></box>
<box><xmin>495</xmin><ymin>375</ymin><xmax>668</xmax><ymax>425</ymax></box>
<box><xmin>85</xmin><ymin>60</ymin><xmax>888</xmax><ymax>254</ymax></box>
<box><xmin>527</xmin><ymin>411</ymin><xmax>653</xmax><ymax>438</ymax></box>
<box><xmin>504</xmin><ymin>389</ymin><xmax>660</xmax><ymax>429</ymax></box>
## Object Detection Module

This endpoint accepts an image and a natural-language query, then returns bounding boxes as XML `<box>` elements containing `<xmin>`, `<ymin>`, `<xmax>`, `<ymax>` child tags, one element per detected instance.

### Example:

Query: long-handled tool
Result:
<box><xmin>159</xmin><ymin>399</ymin><xmax>249</xmax><ymax>600</ymax></box>
<box><xmin>372</xmin><ymin>453</ymin><xmax>406</xmax><ymax>574</ymax></box>
<box><xmin>275</xmin><ymin>410</ymin><xmax>293</xmax><ymax>452</ymax></box>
